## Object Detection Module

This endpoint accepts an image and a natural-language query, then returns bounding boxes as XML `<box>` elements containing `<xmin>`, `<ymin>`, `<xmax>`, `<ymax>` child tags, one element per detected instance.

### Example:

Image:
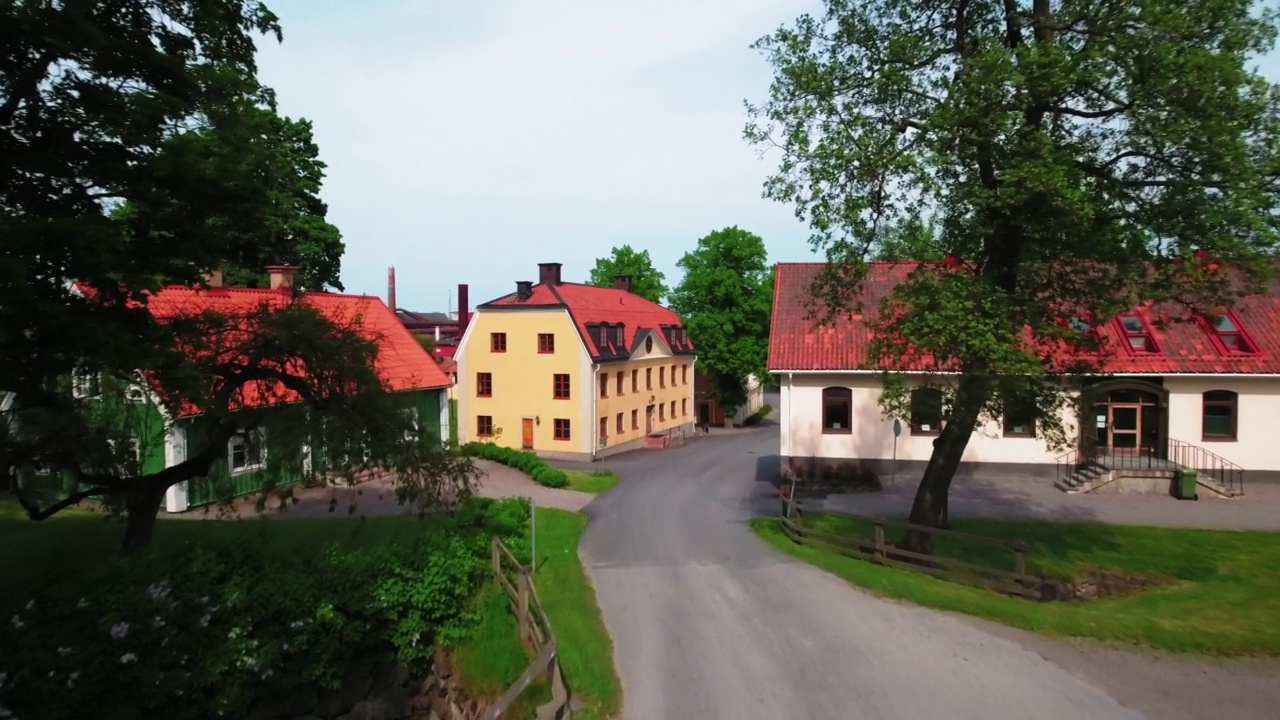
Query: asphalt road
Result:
<box><xmin>579</xmin><ymin>406</ymin><xmax>1145</xmax><ymax>720</ymax></box>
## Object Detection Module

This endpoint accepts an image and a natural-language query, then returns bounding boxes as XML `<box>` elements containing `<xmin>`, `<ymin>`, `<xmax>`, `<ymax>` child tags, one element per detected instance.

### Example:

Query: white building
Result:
<box><xmin>769</xmin><ymin>262</ymin><xmax>1280</xmax><ymax>496</ymax></box>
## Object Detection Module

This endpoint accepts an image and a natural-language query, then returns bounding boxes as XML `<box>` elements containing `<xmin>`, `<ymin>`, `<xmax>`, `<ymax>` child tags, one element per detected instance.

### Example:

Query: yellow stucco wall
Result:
<box><xmin>456</xmin><ymin>308</ymin><xmax>592</xmax><ymax>455</ymax></box>
<box><xmin>595</xmin><ymin>337</ymin><xmax>696</xmax><ymax>449</ymax></box>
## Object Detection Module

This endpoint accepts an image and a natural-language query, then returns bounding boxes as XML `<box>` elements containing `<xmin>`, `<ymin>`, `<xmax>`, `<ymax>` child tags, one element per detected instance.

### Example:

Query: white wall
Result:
<box><xmin>1164</xmin><ymin>376</ymin><xmax>1280</xmax><ymax>471</ymax></box>
<box><xmin>781</xmin><ymin>373</ymin><xmax>1077</xmax><ymax>466</ymax></box>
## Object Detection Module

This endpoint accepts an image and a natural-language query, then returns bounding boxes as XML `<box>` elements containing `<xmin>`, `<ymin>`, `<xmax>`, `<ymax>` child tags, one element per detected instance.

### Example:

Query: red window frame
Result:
<box><xmin>553</xmin><ymin>418</ymin><xmax>571</xmax><ymax>441</ymax></box>
<box><xmin>631</xmin><ymin>369</ymin><xmax>638</xmax><ymax>393</ymax></box>
<box><xmin>490</xmin><ymin>333</ymin><xmax>507</xmax><ymax>352</ymax></box>
<box><xmin>616</xmin><ymin>371</ymin><xmax>623</xmax><ymax>396</ymax></box>
<box><xmin>599</xmin><ymin>372</ymin><xmax>608</xmax><ymax>398</ymax></box>
<box><xmin>1115</xmin><ymin>313</ymin><xmax>1159</xmax><ymax>355</ymax></box>
<box><xmin>631</xmin><ymin>409</ymin><xmax>639</xmax><ymax>429</ymax></box>
<box><xmin>476</xmin><ymin>372</ymin><xmax>492</xmax><ymax>397</ymax></box>
<box><xmin>616</xmin><ymin>413</ymin><xmax>623</xmax><ymax>434</ymax></box>
<box><xmin>682</xmin><ymin>365</ymin><xmax>688</xmax><ymax>385</ymax></box>
<box><xmin>538</xmin><ymin>333</ymin><xmax>554</xmax><ymax>353</ymax></box>
<box><xmin>682</xmin><ymin>398</ymin><xmax>688</xmax><ymax>416</ymax></box>
<box><xmin>1200</xmin><ymin>311</ymin><xmax>1260</xmax><ymax>356</ymax></box>
<box><xmin>477</xmin><ymin>415</ymin><xmax>494</xmax><ymax>437</ymax></box>
<box><xmin>553</xmin><ymin>373</ymin><xmax>571</xmax><ymax>399</ymax></box>
<box><xmin>599</xmin><ymin>416</ymin><xmax>608</xmax><ymax>441</ymax></box>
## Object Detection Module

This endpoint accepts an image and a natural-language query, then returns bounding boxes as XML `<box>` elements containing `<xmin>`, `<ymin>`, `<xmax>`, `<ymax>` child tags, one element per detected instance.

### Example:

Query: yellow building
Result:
<box><xmin>456</xmin><ymin>263</ymin><xmax>697</xmax><ymax>461</ymax></box>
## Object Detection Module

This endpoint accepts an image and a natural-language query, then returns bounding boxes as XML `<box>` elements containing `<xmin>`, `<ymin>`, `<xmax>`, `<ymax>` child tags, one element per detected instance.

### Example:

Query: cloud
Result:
<box><xmin>254</xmin><ymin>0</ymin><xmax>820</xmax><ymax>307</ymax></box>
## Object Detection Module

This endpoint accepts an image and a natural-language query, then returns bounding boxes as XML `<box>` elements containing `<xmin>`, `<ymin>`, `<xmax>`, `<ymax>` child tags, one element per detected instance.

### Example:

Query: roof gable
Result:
<box><xmin>479</xmin><ymin>281</ymin><xmax>695</xmax><ymax>360</ymax></box>
<box><xmin>768</xmin><ymin>262</ymin><xmax>1280</xmax><ymax>374</ymax></box>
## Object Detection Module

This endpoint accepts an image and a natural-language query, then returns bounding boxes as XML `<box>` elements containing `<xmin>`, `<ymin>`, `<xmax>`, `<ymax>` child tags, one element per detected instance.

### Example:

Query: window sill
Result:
<box><xmin>230</xmin><ymin>465</ymin><xmax>264</xmax><ymax>476</ymax></box>
<box><xmin>553</xmin><ymin>438</ymin><xmax>572</xmax><ymax>442</ymax></box>
<box><xmin>476</xmin><ymin>394</ymin><xmax>492</xmax><ymax>398</ymax></box>
<box><xmin>1200</xmin><ymin>436</ymin><xmax>1237</xmax><ymax>442</ymax></box>
<box><xmin>821</xmin><ymin>428</ymin><xmax>852</xmax><ymax>435</ymax></box>
<box><xmin>911</xmin><ymin>429</ymin><xmax>941</xmax><ymax>437</ymax></box>
<box><xmin>1002</xmin><ymin>431</ymin><xmax>1036</xmax><ymax>439</ymax></box>
<box><xmin>553</xmin><ymin>396</ymin><xmax>571</xmax><ymax>401</ymax></box>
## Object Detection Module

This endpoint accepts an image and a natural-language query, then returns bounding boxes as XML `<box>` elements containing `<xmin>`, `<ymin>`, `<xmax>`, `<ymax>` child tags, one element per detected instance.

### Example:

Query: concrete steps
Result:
<box><xmin>1053</xmin><ymin>462</ymin><xmax>1109</xmax><ymax>494</ymax></box>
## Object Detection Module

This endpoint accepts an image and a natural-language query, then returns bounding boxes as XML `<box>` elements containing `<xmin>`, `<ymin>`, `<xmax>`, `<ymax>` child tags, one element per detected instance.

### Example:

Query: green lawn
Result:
<box><xmin>561</xmin><ymin>469</ymin><xmax>620</xmax><ymax>494</ymax></box>
<box><xmin>532</xmin><ymin>508</ymin><xmax>622</xmax><ymax>720</ymax></box>
<box><xmin>452</xmin><ymin>586</ymin><xmax>551</xmax><ymax>718</ymax></box>
<box><xmin>753</xmin><ymin>514</ymin><xmax>1280</xmax><ymax>656</ymax></box>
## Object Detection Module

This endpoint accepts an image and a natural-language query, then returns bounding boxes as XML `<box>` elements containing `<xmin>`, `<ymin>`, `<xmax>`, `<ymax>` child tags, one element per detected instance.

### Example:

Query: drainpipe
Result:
<box><xmin>690</xmin><ymin>356</ymin><xmax>698</xmax><ymax>432</ymax></box>
<box><xmin>590</xmin><ymin>362</ymin><xmax>599</xmax><ymax>461</ymax></box>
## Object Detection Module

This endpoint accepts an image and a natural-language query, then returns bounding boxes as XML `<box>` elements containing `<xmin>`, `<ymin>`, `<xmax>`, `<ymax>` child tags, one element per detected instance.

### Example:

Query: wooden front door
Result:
<box><xmin>1107</xmin><ymin>403</ymin><xmax>1140</xmax><ymax>453</ymax></box>
<box><xmin>521</xmin><ymin>418</ymin><xmax>534</xmax><ymax>449</ymax></box>
<box><xmin>645</xmin><ymin>405</ymin><xmax>654</xmax><ymax>435</ymax></box>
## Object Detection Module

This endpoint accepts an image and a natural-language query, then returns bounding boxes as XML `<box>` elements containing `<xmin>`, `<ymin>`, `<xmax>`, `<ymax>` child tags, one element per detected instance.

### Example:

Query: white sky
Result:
<box><xmin>255</xmin><ymin>0</ymin><xmax>820</xmax><ymax>310</ymax></box>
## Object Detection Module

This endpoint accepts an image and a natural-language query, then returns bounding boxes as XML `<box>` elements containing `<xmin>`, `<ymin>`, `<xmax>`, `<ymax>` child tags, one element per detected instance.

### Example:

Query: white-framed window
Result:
<box><xmin>72</xmin><ymin>369</ymin><xmax>101</xmax><ymax>399</ymax></box>
<box><xmin>108</xmin><ymin>437</ymin><xmax>142</xmax><ymax>475</ymax></box>
<box><xmin>124</xmin><ymin>385</ymin><xmax>146</xmax><ymax>403</ymax></box>
<box><xmin>228</xmin><ymin>428</ymin><xmax>266</xmax><ymax>474</ymax></box>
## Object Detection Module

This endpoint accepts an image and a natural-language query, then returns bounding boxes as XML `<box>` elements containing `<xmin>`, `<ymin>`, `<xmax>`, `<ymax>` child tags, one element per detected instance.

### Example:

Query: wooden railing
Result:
<box><xmin>780</xmin><ymin>494</ymin><xmax>1040</xmax><ymax>599</ymax></box>
<box><xmin>482</xmin><ymin>537</ymin><xmax>571</xmax><ymax>720</ymax></box>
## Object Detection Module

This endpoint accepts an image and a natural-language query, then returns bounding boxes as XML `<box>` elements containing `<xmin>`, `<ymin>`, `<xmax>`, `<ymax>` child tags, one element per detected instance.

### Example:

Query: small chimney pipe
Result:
<box><xmin>613</xmin><ymin>274</ymin><xmax>633</xmax><ymax>293</ymax></box>
<box><xmin>388</xmin><ymin>266</ymin><xmax>397</xmax><ymax>311</ymax></box>
<box><xmin>516</xmin><ymin>280</ymin><xmax>533</xmax><ymax>301</ymax></box>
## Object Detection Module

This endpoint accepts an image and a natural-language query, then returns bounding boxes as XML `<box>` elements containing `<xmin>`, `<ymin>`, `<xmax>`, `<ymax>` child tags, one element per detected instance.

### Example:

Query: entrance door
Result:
<box><xmin>698</xmin><ymin>403</ymin><xmax>711</xmax><ymax>427</ymax></box>
<box><xmin>1108</xmin><ymin>404</ymin><xmax>1140</xmax><ymax>453</ymax></box>
<box><xmin>645</xmin><ymin>405</ymin><xmax>654</xmax><ymax>435</ymax></box>
<box><xmin>521</xmin><ymin>418</ymin><xmax>534</xmax><ymax>449</ymax></box>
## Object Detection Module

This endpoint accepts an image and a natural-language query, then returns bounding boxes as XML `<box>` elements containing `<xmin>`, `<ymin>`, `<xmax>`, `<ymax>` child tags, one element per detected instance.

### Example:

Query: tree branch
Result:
<box><xmin>0</xmin><ymin>48</ymin><xmax>57</xmax><ymax>126</ymax></box>
<box><xmin>10</xmin><ymin>484</ymin><xmax>111</xmax><ymax>521</ymax></box>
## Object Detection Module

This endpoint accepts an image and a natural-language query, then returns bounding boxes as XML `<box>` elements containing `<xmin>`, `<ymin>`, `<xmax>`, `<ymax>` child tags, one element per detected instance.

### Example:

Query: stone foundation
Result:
<box><xmin>1033</xmin><ymin>569</ymin><xmax>1158</xmax><ymax>602</ymax></box>
<box><xmin>244</xmin><ymin>648</ymin><xmax>486</xmax><ymax>720</ymax></box>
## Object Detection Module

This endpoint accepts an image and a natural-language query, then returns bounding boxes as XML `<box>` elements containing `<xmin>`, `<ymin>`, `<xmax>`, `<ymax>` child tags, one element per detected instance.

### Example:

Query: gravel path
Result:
<box><xmin>579</xmin><ymin>394</ymin><xmax>1280</xmax><ymax>720</ymax></box>
<box><xmin>170</xmin><ymin>459</ymin><xmax>593</xmax><ymax>520</ymax></box>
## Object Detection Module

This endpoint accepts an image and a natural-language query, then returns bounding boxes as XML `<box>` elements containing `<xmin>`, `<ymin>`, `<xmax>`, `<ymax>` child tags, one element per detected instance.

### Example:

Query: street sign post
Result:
<box><xmin>891</xmin><ymin>419</ymin><xmax>903</xmax><ymax>488</ymax></box>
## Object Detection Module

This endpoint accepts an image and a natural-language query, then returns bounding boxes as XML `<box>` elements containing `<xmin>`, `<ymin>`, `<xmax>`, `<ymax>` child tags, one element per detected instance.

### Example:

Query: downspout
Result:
<box><xmin>590</xmin><ymin>362</ymin><xmax>599</xmax><ymax>461</ymax></box>
<box><xmin>690</xmin><ymin>356</ymin><xmax>698</xmax><ymax>432</ymax></box>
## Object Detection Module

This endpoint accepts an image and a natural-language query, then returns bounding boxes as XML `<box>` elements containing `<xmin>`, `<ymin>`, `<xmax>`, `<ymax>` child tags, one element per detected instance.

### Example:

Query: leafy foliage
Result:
<box><xmin>0</xmin><ymin>498</ymin><xmax>529</xmax><ymax>720</ymax></box>
<box><xmin>873</xmin><ymin>215</ymin><xmax>944</xmax><ymax>262</ymax></box>
<box><xmin>587</xmin><ymin>245</ymin><xmax>668</xmax><ymax>303</ymax></box>
<box><xmin>668</xmin><ymin>227</ymin><xmax>773</xmax><ymax>410</ymax></box>
<box><xmin>747</xmin><ymin>0</ymin><xmax>1280</xmax><ymax>537</ymax></box>
<box><xmin>461</xmin><ymin>442</ymin><xmax>569</xmax><ymax>489</ymax></box>
<box><xmin>0</xmin><ymin>1</ymin><xmax>468</xmax><ymax>550</ymax></box>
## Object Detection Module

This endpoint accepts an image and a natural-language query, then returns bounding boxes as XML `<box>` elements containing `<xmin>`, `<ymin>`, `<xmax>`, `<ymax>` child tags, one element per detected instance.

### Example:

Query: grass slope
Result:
<box><xmin>753</xmin><ymin>514</ymin><xmax>1280</xmax><ymax>656</ymax></box>
<box><xmin>533</xmin><ymin>508</ymin><xmax>622</xmax><ymax>720</ymax></box>
<box><xmin>561</xmin><ymin>469</ymin><xmax>620</xmax><ymax>494</ymax></box>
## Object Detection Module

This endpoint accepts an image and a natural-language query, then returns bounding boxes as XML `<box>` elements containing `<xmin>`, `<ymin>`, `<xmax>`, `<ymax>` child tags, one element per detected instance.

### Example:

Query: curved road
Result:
<box><xmin>579</xmin><ymin>416</ymin><xmax>1144</xmax><ymax>720</ymax></box>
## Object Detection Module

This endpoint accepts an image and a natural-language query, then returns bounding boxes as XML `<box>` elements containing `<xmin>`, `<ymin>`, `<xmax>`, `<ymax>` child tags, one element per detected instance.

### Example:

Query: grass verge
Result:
<box><xmin>452</xmin><ymin>586</ymin><xmax>551</xmax><ymax>718</ymax></box>
<box><xmin>561</xmin><ymin>469</ymin><xmax>620</xmax><ymax>494</ymax></box>
<box><xmin>752</xmin><ymin>514</ymin><xmax>1280</xmax><ymax>656</ymax></box>
<box><xmin>532</xmin><ymin>508</ymin><xmax>622</xmax><ymax>720</ymax></box>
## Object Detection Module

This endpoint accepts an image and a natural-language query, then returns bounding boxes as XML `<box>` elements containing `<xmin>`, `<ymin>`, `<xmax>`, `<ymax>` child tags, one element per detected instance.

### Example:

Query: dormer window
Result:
<box><xmin>1206</xmin><ymin>311</ymin><xmax>1258</xmax><ymax>355</ymax></box>
<box><xmin>613</xmin><ymin>325</ymin><xmax>625</xmax><ymax>348</ymax></box>
<box><xmin>1116</xmin><ymin>313</ymin><xmax>1158</xmax><ymax>354</ymax></box>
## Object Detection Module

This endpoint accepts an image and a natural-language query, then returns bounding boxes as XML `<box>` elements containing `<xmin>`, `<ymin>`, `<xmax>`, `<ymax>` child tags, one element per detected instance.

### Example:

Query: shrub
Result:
<box><xmin>0</xmin><ymin>498</ymin><xmax>530</xmax><ymax>720</ymax></box>
<box><xmin>743</xmin><ymin>404</ymin><xmax>773</xmax><ymax>426</ymax></box>
<box><xmin>460</xmin><ymin>442</ymin><xmax>569</xmax><ymax>489</ymax></box>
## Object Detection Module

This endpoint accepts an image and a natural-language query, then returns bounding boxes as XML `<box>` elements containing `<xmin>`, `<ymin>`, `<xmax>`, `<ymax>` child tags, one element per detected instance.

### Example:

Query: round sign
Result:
<box><xmin>892</xmin><ymin>419</ymin><xmax>903</xmax><ymax>437</ymax></box>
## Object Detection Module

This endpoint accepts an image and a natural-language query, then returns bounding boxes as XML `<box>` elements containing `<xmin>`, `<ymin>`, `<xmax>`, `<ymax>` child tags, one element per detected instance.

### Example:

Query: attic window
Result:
<box><xmin>613</xmin><ymin>325</ymin><xmax>625</xmax><ymax>348</ymax></box>
<box><xmin>1116</xmin><ymin>314</ymin><xmax>1159</xmax><ymax>354</ymax></box>
<box><xmin>1207</xmin><ymin>312</ymin><xmax>1258</xmax><ymax>355</ymax></box>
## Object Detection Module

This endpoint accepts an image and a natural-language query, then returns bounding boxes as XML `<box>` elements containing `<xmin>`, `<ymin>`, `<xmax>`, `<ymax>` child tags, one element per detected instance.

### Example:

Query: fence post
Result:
<box><xmin>491</xmin><ymin>537</ymin><xmax>500</xmax><ymax>586</ymax></box>
<box><xmin>1013</xmin><ymin>541</ymin><xmax>1027</xmax><ymax>579</ymax></box>
<box><xmin>873</xmin><ymin>522</ymin><xmax>885</xmax><ymax>559</ymax></box>
<box><xmin>517</xmin><ymin>568</ymin><xmax>530</xmax><ymax>644</ymax></box>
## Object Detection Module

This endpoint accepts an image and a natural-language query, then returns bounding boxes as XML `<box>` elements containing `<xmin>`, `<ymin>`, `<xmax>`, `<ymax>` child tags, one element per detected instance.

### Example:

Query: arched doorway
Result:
<box><xmin>1083</xmin><ymin>380</ymin><xmax>1168</xmax><ymax>459</ymax></box>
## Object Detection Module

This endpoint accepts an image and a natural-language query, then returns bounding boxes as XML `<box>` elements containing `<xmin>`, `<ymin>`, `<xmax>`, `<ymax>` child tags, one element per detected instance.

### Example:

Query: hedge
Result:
<box><xmin>460</xmin><ymin>442</ymin><xmax>569</xmax><ymax>488</ymax></box>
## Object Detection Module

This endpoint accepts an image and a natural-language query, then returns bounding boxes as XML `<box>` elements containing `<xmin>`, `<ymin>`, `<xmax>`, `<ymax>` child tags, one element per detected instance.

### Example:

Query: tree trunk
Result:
<box><xmin>122</xmin><ymin>482</ymin><xmax>168</xmax><ymax>554</ymax></box>
<box><xmin>901</xmin><ymin>375</ymin><xmax>991</xmax><ymax>554</ymax></box>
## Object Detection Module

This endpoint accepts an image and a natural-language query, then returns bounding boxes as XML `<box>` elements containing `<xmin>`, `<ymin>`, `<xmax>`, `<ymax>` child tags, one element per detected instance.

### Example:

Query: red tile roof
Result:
<box><xmin>141</xmin><ymin>286</ymin><xmax>452</xmax><ymax>416</ymax></box>
<box><xmin>769</xmin><ymin>262</ymin><xmax>1280</xmax><ymax>374</ymax></box>
<box><xmin>480</xmin><ymin>282</ymin><xmax>693</xmax><ymax>359</ymax></box>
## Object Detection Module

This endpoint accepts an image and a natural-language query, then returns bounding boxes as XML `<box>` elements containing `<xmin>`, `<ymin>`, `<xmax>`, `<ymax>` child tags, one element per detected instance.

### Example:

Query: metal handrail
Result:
<box><xmin>1056</xmin><ymin>437</ymin><xmax>1244</xmax><ymax>496</ymax></box>
<box><xmin>1168</xmin><ymin>437</ymin><xmax>1245</xmax><ymax>496</ymax></box>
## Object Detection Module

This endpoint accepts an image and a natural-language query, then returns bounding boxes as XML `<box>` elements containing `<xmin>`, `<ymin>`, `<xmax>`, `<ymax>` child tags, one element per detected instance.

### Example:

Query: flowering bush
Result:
<box><xmin>0</xmin><ymin>497</ymin><xmax>530</xmax><ymax>720</ymax></box>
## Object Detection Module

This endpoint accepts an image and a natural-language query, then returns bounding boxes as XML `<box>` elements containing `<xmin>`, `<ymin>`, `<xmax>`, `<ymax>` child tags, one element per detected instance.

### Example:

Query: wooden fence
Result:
<box><xmin>481</xmin><ymin>537</ymin><xmax>571</xmax><ymax>720</ymax></box>
<box><xmin>780</xmin><ymin>495</ymin><xmax>1041</xmax><ymax>599</ymax></box>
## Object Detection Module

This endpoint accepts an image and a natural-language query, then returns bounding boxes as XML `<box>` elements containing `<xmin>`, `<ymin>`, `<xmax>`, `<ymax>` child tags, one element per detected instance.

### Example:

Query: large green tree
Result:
<box><xmin>873</xmin><ymin>215</ymin><xmax>944</xmax><ymax>262</ymax></box>
<box><xmin>669</xmin><ymin>227</ymin><xmax>773</xmax><ymax>411</ymax></box>
<box><xmin>588</xmin><ymin>244</ymin><xmax>668</xmax><ymax>303</ymax></box>
<box><xmin>0</xmin><ymin>0</ymin><xmax>473</xmax><ymax>551</ymax></box>
<box><xmin>748</xmin><ymin>0</ymin><xmax>1280</xmax><ymax>549</ymax></box>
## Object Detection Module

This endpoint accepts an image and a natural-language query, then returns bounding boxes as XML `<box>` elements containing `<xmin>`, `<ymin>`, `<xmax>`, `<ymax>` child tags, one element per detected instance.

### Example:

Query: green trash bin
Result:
<box><xmin>1174</xmin><ymin>469</ymin><xmax>1199</xmax><ymax>501</ymax></box>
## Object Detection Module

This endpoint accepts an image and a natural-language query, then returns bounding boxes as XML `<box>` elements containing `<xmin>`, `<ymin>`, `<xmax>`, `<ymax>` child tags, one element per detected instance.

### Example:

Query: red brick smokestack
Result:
<box><xmin>457</xmin><ymin>283</ymin><xmax>469</xmax><ymax>337</ymax></box>
<box><xmin>388</xmin><ymin>266</ymin><xmax>397</xmax><ymax>311</ymax></box>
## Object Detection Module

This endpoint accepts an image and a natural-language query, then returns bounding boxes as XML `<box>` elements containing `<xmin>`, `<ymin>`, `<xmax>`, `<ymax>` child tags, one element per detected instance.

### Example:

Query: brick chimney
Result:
<box><xmin>266</xmin><ymin>265</ymin><xmax>298</xmax><ymax>290</ymax></box>
<box><xmin>204</xmin><ymin>262</ymin><xmax>226</xmax><ymax>288</ymax></box>
<box><xmin>457</xmin><ymin>283</ymin><xmax>470</xmax><ymax>336</ymax></box>
<box><xmin>613</xmin><ymin>274</ymin><xmax>633</xmax><ymax>293</ymax></box>
<box><xmin>516</xmin><ymin>280</ymin><xmax>533</xmax><ymax>301</ymax></box>
<box><xmin>538</xmin><ymin>262</ymin><xmax>562</xmax><ymax>285</ymax></box>
<box><xmin>388</xmin><ymin>266</ymin><xmax>397</xmax><ymax>310</ymax></box>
